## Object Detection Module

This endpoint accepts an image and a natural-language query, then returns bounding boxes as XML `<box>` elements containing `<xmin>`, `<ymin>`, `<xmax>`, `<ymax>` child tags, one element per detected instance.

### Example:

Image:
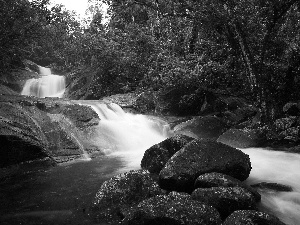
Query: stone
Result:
<box><xmin>217</xmin><ymin>128</ymin><xmax>262</xmax><ymax>148</ymax></box>
<box><xmin>173</xmin><ymin>116</ymin><xmax>227</xmax><ymax>140</ymax></box>
<box><xmin>194</xmin><ymin>172</ymin><xmax>260</xmax><ymax>202</ymax></box>
<box><xmin>122</xmin><ymin>193</ymin><xmax>222</xmax><ymax>225</ymax></box>
<box><xmin>275</xmin><ymin>117</ymin><xmax>297</xmax><ymax>131</ymax></box>
<box><xmin>279</xmin><ymin>127</ymin><xmax>299</xmax><ymax>142</ymax></box>
<box><xmin>91</xmin><ymin>170</ymin><xmax>164</xmax><ymax>223</ymax></box>
<box><xmin>222</xmin><ymin>210</ymin><xmax>287</xmax><ymax>225</ymax></box>
<box><xmin>251</xmin><ymin>182</ymin><xmax>293</xmax><ymax>192</ymax></box>
<box><xmin>141</xmin><ymin>134</ymin><xmax>194</xmax><ymax>174</ymax></box>
<box><xmin>0</xmin><ymin>102</ymin><xmax>48</xmax><ymax>167</ymax></box>
<box><xmin>283</xmin><ymin>102</ymin><xmax>300</xmax><ymax>116</ymax></box>
<box><xmin>191</xmin><ymin>187</ymin><xmax>257</xmax><ymax>219</ymax></box>
<box><xmin>159</xmin><ymin>139</ymin><xmax>251</xmax><ymax>192</ymax></box>
<box><xmin>0</xmin><ymin>95</ymin><xmax>100</xmax><ymax>167</ymax></box>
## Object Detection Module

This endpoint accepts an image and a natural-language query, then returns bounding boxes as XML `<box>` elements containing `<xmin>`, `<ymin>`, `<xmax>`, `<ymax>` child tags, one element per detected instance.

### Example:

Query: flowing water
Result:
<box><xmin>241</xmin><ymin>148</ymin><xmax>300</xmax><ymax>225</ymax></box>
<box><xmin>3</xmin><ymin>73</ymin><xmax>300</xmax><ymax>224</ymax></box>
<box><xmin>21</xmin><ymin>66</ymin><xmax>65</xmax><ymax>98</ymax></box>
<box><xmin>1</xmin><ymin>93</ymin><xmax>171</xmax><ymax>224</ymax></box>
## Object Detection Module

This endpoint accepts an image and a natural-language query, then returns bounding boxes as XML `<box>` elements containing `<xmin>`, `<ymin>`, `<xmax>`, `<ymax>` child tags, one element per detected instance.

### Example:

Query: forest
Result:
<box><xmin>1</xmin><ymin>0</ymin><xmax>300</xmax><ymax>123</ymax></box>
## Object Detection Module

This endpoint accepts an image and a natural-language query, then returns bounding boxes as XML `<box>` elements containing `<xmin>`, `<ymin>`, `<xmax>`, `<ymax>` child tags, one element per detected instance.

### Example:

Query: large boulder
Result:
<box><xmin>173</xmin><ymin>116</ymin><xmax>227</xmax><ymax>140</ymax></box>
<box><xmin>91</xmin><ymin>170</ymin><xmax>164</xmax><ymax>223</ymax></box>
<box><xmin>191</xmin><ymin>187</ymin><xmax>257</xmax><ymax>219</ymax></box>
<box><xmin>0</xmin><ymin>95</ymin><xmax>100</xmax><ymax>167</ymax></box>
<box><xmin>122</xmin><ymin>192</ymin><xmax>222</xmax><ymax>225</ymax></box>
<box><xmin>217</xmin><ymin>128</ymin><xmax>262</xmax><ymax>148</ymax></box>
<box><xmin>283</xmin><ymin>102</ymin><xmax>300</xmax><ymax>116</ymax></box>
<box><xmin>141</xmin><ymin>134</ymin><xmax>194</xmax><ymax>174</ymax></box>
<box><xmin>0</xmin><ymin>102</ymin><xmax>48</xmax><ymax>167</ymax></box>
<box><xmin>159</xmin><ymin>139</ymin><xmax>251</xmax><ymax>192</ymax></box>
<box><xmin>0</xmin><ymin>84</ymin><xmax>19</xmax><ymax>95</ymax></box>
<box><xmin>222</xmin><ymin>210</ymin><xmax>287</xmax><ymax>225</ymax></box>
<box><xmin>194</xmin><ymin>172</ymin><xmax>260</xmax><ymax>202</ymax></box>
<box><xmin>275</xmin><ymin>117</ymin><xmax>297</xmax><ymax>131</ymax></box>
<box><xmin>51</xmin><ymin>104</ymin><xmax>99</xmax><ymax>129</ymax></box>
<box><xmin>251</xmin><ymin>182</ymin><xmax>293</xmax><ymax>192</ymax></box>
<box><xmin>133</xmin><ymin>91</ymin><xmax>157</xmax><ymax>114</ymax></box>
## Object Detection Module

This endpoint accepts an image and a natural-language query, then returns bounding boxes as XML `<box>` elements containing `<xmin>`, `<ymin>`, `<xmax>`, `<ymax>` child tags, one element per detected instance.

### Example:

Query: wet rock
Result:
<box><xmin>91</xmin><ymin>170</ymin><xmax>164</xmax><ymax>223</ymax></box>
<box><xmin>133</xmin><ymin>91</ymin><xmax>157</xmax><ymax>114</ymax></box>
<box><xmin>275</xmin><ymin>117</ymin><xmax>297</xmax><ymax>131</ymax></box>
<box><xmin>191</xmin><ymin>187</ymin><xmax>257</xmax><ymax>219</ymax></box>
<box><xmin>173</xmin><ymin>116</ymin><xmax>227</xmax><ymax>140</ymax></box>
<box><xmin>222</xmin><ymin>210</ymin><xmax>287</xmax><ymax>225</ymax></box>
<box><xmin>283</xmin><ymin>102</ymin><xmax>300</xmax><ymax>116</ymax></box>
<box><xmin>217</xmin><ymin>128</ymin><xmax>262</xmax><ymax>148</ymax></box>
<box><xmin>0</xmin><ymin>95</ymin><xmax>99</xmax><ymax>167</ymax></box>
<box><xmin>57</xmin><ymin>104</ymin><xmax>100</xmax><ymax>129</ymax></box>
<box><xmin>194</xmin><ymin>172</ymin><xmax>260</xmax><ymax>202</ymax></box>
<box><xmin>279</xmin><ymin>127</ymin><xmax>299</xmax><ymax>142</ymax></box>
<box><xmin>251</xmin><ymin>182</ymin><xmax>293</xmax><ymax>192</ymax></box>
<box><xmin>141</xmin><ymin>134</ymin><xmax>195</xmax><ymax>174</ymax></box>
<box><xmin>0</xmin><ymin>102</ymin><xmax>48</xmax><ymax>167</ymax></box>
<box><xmin>0</xmin><ymin>84</ymin><xmax>19</xmax><ymax>95</ymax></box>
<box><xmin>159</xmin><ymin>139</ymin><xmax>251</xmax><ymax>192</ymax></box>
<box><xmin>122</xmin><ymin>192</ymin><xmax>222</xmax><ymax>225</ymax></box>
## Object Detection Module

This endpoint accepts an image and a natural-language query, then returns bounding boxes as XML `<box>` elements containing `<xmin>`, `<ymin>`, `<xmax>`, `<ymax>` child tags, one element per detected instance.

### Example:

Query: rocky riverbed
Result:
<box><xmin>1</xmin><ymin>87</ymin><xmax>299</xmax><ymax>224</ymax></box>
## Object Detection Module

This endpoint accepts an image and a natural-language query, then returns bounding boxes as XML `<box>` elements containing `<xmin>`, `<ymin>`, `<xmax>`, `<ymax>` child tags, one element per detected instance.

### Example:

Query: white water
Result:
<box><xmin>242</xmin><ymin>148</ymin><xmax>300</xmax><ymax>225</ymax></box>
<box><xmin>21</xmin><ymin>66</ymin><xmax>65</xmax><ymax>98</ymax></box>
<box><xmin>84</xmin><ymin>101</ymin><xmax>171</xmax><ymax>170</ymax></box>
<box><xmin>19</xmin><ymin>71</ymin><xmax>300</xmax><ymax>224</ymax></box>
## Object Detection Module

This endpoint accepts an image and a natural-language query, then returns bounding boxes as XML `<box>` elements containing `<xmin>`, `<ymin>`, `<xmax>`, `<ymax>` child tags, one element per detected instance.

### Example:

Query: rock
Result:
<box><xmin>194</xmin><ymin>172</ymin><xmax>261</xmax><ymax>202</ymax></box>
<box><xmin>141</xmin><ymin>134</ymin><xmax>195</xmax><ymax>174</ymax></box>
<box><xmin>56</xmin><ymin>104</ymin><xmax>99</xmax><ymax>129</ymax></box>
<box><xmin>275</xmin><ymin>117</ymin><xmax>297</xmax><ymax>131</ymax></box>
<box><xmin>217</xmin><ymin>128</ymin><xmax>262</xmax><ymax>148</ymax></box>
<box><xmin>122</xmin><ymin>193</ymin><xmax>222</xmax><ymax>225</ymax></box>
<box><xmin>174</xmin><ymin>116</ymin><xmax>227</xmax><ymax>140</ymax></box>
<box><xmin>222</xmin><ymin>210</ymin><xmax>287</xmax><ymax>225</ymax></box>
<box><xmin>191</xmin><ymin>187</ymin><xmax>257</xmax><ymax>219</ymax></box>
<box><xmin>0</xmin><ymin>102</ymin><xmax>48</xmax><ymax>167</ymax></box>
<box><xmin>91</xmin><ymin>170</ymin><xmax>164</xmax><ymax>223</ymax></box>
<box><xmin>0</xmin><ymin>84</ymin><xmax>19</xmax><ymax>95</ymax></box>
<box><xmin>159</xmin><ymin>139</ymin><xmax>251</xmax><ymax>192</ymax></box>
<box><xmin>102</xmin><ymin>93</ymin><xmax>139</xmax><ymax>108</ymax></box>
<box><xmin>0</xmin><ymin>95</ymin><xmax>100</xmax><ymax>167</ymax></box>
<box><xmin>251</xmin><ymin>182</ymin><xmax>293</xmax><ymax>192</ymax></box>
<box><xmin>279</xmin><ymin>127</ymin><xmax>299</xmax><ymax>142</ymax></box>
<box><xmin>283</xmin><ymin>102</ymin><xmax>300</xmax><ymax>116</ymax></box>
<box><xmin>133</xmin><ymin>91</ymin><xmax>157</xmax><ymax>114</ymax></box>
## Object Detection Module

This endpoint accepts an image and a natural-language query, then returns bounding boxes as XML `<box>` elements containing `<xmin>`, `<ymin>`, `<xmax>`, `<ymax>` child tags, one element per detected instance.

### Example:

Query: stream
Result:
<box><xmin>1</xmin><ymin>67</ymin><xmax>300</xmax><ymax>224</ymax></box>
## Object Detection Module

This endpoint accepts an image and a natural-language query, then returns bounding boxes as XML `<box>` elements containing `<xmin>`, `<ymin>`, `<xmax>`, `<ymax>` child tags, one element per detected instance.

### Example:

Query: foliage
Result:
<box><xmin>0</xmin><ymin>0</ymin><xmax>50</xmax><ymax>75</ymax></box>
<box><xmin>2</xmin><ymin>0</ymin><xmax>300</xmax><ymax>122</ymax></box>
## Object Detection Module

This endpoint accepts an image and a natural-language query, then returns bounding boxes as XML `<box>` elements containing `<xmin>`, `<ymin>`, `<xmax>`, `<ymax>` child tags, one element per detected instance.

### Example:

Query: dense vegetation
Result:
<box><xmin>1</xmin><ymin>0</ymin><xmax>300</xmax><ymax>123</ymax></box>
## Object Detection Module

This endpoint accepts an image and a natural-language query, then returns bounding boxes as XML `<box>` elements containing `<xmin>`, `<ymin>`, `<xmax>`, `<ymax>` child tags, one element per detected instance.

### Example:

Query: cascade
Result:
<box><xmin>83</xmin><ymin>101</ymin><xmax>171</xmax><ymax>170</ymax></box>
<box><xmin>242</xmin><ymin>148</ymin><xmax>300</xmax><ymax>225</ymax></box>
<box><xmin>21</xmin><ymin>66</ymin><xmax>65</xmax><ymax>98</ymax></box>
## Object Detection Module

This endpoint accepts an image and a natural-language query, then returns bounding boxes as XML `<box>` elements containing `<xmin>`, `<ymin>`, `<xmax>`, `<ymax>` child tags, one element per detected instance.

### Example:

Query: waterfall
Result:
<box><xmin>21</xmin><ymin>66</ymin><xmax>65</xmax><ymax>98</ymax></box>
<box><xmin>242</xmin><ymin>148</ymin><xmax>300</xmax><ymax>225</ymax></box>
<box><xmin>83</xmin><ymin>101</ymin><xmax>171</xmax><ymax>170</ymax></box>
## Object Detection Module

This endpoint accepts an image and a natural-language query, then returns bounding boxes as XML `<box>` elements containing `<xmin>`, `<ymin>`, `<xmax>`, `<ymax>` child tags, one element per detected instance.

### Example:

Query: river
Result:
<box><xmin>1</xmin><ymin>67</ymin><xmax>299</xmax><ymax>224</ymax></box>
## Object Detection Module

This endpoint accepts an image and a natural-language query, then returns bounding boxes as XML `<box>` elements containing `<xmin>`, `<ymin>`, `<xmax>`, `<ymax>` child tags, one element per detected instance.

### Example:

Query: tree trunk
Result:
<box><xmin>189</xmin><ymin>20</ymin><xmax>198</xmax><ymax>54</ymax></box>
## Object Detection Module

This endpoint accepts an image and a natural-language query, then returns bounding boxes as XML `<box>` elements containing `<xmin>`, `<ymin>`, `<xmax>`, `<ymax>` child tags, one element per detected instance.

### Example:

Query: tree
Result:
<box><xmin>0</xmin><ymin>0</ymin><xmax>50</xmax><ymax>77</ymax></box>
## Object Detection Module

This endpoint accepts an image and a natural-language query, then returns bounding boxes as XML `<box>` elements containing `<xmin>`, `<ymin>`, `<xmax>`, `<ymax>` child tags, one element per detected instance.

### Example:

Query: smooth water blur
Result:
<box><xmin>242</xmin><ymin>148</ymin><xmax>300</xmax><ymax>225</ymax></box>
<box><xmin>21</xmin><ymin>66</ymin><xmax>65</xmax><ymax>98</ymax></box>
<box><xmin>0</xmin><ymin>101</ymin><xmax>172</xmax><ymax>225</ymax></box>
<box><xmin>83</xmin><ymin>101</ymin><xmax>171</xmax><ymax>171</ymax></box>
<box><xmin>0</xmin><ymin>156</ymin><xmax>126</xmax><ymax>225</ymax></box>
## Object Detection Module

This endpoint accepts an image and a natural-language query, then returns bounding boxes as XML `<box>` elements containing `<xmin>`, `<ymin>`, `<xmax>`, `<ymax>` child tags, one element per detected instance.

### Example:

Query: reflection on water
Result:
<box><xmin>0</xmin><ymin>156</ymin><xmax>125</xmax><ymax>225</ymax></box>
<box><xmin>242</xmin><ymin>148</ymin><xmax>300</xmax><ymax>225</ymax></box>
<box><xmin>0</xmin><ymin>103</ymin><xmax>171</xmax><ymax>225</ymax></box>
